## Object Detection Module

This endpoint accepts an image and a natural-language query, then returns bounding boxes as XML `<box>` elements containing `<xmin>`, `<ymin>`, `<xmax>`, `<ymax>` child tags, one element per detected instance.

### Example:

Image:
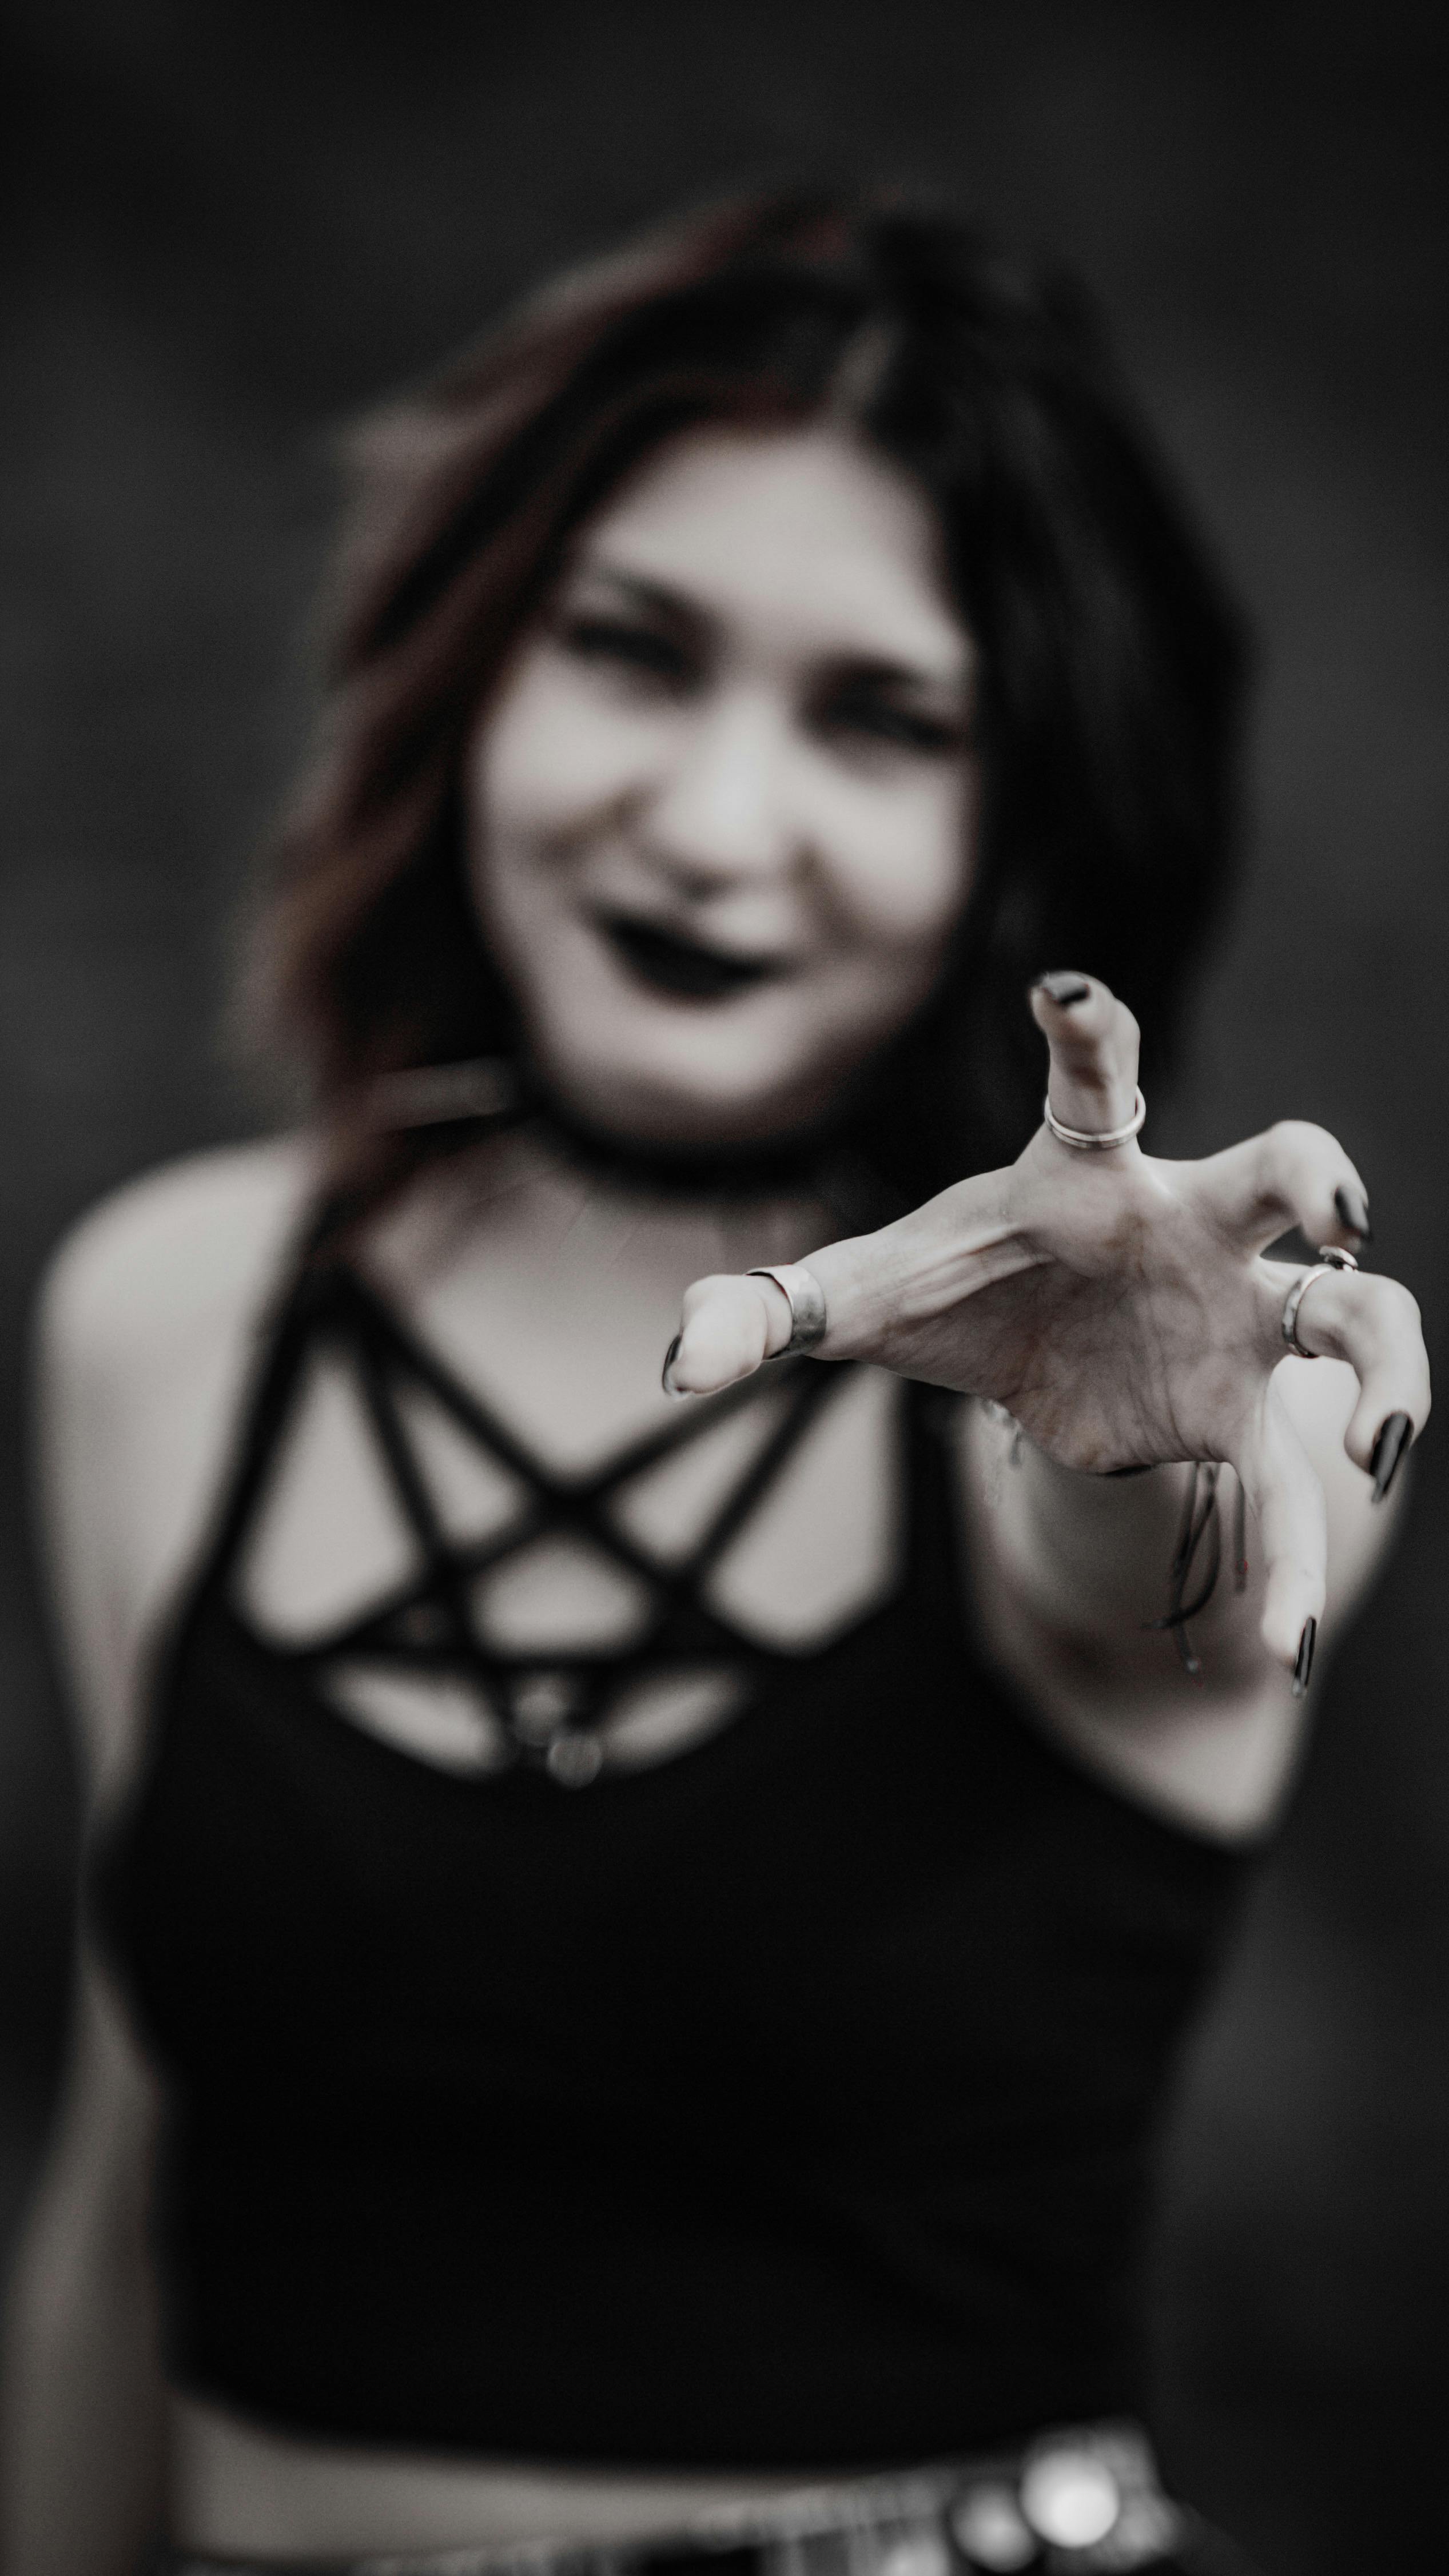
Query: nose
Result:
<box><xmin>641</xmin><ymin>687</ymin><xmax>801</xmax><ymax>891</ymax></box>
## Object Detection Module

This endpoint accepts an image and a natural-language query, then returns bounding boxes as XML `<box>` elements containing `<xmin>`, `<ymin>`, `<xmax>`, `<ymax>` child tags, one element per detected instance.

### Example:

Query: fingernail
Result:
<box><xmin>1292</xmin><ymin>1615</ymin><xmax>1317</xmax><ymax>1698</ymax></box>
<box><xmin>1033</xmin><ymin>972</ymin><xmax>1091</xmax><ymax>1008</ymax></box>
<box><xmin>660</xmin><ymin>1335</ymin><xmax>684</xmax><ymax>1398</ymax></box>
<box><xmin>1334</xmin><ymin>1182</ymin><xmax>1372</xmax><ymax>1241</ymax></box>
<box><xmin>1370</xmin><ymin>1410</ymin><xmax>1413</xmax><ymax>1503</ymax></box>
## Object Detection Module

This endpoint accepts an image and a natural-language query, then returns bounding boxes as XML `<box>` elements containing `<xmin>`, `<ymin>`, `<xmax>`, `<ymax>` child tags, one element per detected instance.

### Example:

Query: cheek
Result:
<box><xmin>817</xmin><ymin>763</ymin><xmax>977</xmax><ymax>954</ymax></box>
<box><xmin>469</xmin><ymin>655</ymin><xmax>660</xmax><ymax>858</ymax></box>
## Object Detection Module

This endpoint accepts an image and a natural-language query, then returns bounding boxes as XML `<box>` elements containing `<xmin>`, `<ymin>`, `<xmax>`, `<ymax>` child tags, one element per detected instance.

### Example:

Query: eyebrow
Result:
<box><xmin>566</xmin><ymin>565</ymin><xmax>699</xmax><ymax>623</ymax></box>
<box><xmin>567</xmin><ymin>562</ymin><xmax>970</xmax><ymax>700</ymax></box>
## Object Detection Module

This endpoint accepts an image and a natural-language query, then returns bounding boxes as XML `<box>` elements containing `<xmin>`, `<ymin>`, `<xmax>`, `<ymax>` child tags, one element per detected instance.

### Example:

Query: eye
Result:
<box><xmin>813</xmin><ymin>684</ymin><xmax>968</xmax><ymax>760</ymax></box>
<box><xmin>558</xmin><ymin>613</ymin><xmax>695</xmax><ymax>691</ymax></box>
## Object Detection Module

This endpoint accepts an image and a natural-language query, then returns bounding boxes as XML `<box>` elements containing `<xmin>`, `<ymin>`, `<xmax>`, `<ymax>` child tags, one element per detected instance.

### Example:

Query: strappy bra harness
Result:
<box><xmin>202</xmin><ymin>1248</ymin><xmax>863</xmax><ymax>1787</ymax></box>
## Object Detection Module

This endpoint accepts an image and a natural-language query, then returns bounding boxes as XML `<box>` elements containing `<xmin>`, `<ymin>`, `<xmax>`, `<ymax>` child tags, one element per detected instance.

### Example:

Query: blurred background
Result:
<box><xmin>1</xmin><ymin>2</ymin><xmax>1444</xmax><ymax>2566</ymax></box>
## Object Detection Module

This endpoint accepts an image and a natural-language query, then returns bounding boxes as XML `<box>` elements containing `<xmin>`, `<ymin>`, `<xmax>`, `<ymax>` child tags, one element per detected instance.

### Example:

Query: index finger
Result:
<box><xmin>1195</xmin><ymin>1121</ymin><xmax>1372</xmax><ymax>1257</ymax></box>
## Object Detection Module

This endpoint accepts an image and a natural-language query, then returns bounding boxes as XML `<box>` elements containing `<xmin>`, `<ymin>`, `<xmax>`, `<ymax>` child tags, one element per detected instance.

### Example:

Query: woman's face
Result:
<box><xmin>467</xmin><ymin>424</ymin><xmax>977</xmax><ymax>1148</ymax></box>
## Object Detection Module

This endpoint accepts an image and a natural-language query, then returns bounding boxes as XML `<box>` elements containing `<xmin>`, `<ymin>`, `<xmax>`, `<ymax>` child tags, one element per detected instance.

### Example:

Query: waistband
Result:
<box><xmin>153</xmin><ymin>2421</ymin><xmax>1247</xmax><ymax>2576</ymax></box>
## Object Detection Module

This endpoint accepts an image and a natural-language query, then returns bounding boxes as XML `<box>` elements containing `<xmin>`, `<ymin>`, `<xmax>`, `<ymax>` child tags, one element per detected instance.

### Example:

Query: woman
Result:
<box><xmin>0</xmin><ymin>189</ymin><xmax>1428</xmax><ymax>2574</ymax></box>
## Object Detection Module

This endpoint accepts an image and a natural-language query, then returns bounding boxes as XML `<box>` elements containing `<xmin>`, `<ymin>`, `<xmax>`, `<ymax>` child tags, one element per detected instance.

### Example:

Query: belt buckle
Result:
<box><xmin>946</xmin><ymin>2423</ymin><xmax>1187</xmax><ymax>2570</ymax></box>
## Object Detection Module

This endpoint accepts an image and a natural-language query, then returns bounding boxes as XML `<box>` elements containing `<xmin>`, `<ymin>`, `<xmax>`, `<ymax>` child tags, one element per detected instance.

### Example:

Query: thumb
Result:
<box><xmin>663</xmin><ymin>1272</ymin><xmax>791</xmax><ymax>1397</ymax></box>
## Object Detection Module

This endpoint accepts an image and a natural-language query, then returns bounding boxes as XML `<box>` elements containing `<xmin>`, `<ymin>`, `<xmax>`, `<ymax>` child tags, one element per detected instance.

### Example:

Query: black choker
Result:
<box><xmin>361</xmin><ymin>1057</ymin><xmax>901</xmax><ymax>1231</ymax></box>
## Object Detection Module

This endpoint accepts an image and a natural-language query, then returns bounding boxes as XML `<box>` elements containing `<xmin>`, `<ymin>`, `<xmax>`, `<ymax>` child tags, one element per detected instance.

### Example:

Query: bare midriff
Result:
<box><xmin>168</xmin><ymin>2392</ymin><xmax>839</xmax><ymax>2559</ymax></box>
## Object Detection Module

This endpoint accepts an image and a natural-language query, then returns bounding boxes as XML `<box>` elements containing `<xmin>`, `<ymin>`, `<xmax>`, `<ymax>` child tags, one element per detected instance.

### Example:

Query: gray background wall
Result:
<box><xmin>1</xmin><ymin>4</ymin><xmax>1445</xmax><ymax>2567</ymax></box>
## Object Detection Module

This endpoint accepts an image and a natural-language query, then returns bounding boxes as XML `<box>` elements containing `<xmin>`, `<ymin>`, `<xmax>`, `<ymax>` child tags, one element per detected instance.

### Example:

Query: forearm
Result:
<box><xmin>961</xmin><ymin>1400</ymin><xmax>1267</xmax><ymax>1696</ymax></box>
<box><xmin>1</xmin><ymin>2216</ymin><xmax>165</xmax><ymax>2576</ymax></box>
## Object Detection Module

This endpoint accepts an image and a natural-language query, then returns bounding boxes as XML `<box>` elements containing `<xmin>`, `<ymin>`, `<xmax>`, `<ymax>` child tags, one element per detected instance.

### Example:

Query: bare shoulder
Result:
<box><xmin>39</xmin><ymin>1133</ymin><xmax>320</xmax><ymax>1383</ymax></box>
<box><xmin>36</xmin><ymin>1136</ymin><xmax>322</xmax><ymax>1791</ymax></box>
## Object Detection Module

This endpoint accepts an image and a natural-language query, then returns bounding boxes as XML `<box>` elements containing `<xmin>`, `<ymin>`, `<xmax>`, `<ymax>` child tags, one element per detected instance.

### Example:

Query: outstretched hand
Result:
<box><xmin>665</xmin><ymin>974</ymin><xmax>1430</xmax><ymax>1677</ymax></box>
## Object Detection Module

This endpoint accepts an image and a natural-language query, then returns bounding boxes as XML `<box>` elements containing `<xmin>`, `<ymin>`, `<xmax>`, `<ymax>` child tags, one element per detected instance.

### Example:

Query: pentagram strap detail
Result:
<box><xmin>202</xmin><ymin>1253</ymin><xmax>852</xmax><ymax>1781</ymax></box>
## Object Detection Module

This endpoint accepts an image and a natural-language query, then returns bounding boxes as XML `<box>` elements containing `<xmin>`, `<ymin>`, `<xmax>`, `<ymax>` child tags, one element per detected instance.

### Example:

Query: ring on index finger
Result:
<box><xmin>1281</xmin><ymin>1244</ymin><xmax>1358</xmax><ymax>1359</ymax></box>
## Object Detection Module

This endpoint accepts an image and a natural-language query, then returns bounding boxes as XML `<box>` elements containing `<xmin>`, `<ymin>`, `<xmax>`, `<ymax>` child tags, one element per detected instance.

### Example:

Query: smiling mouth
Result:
<box><xmin>596</xmin><ymin>911</ymin><xmax>791</xmax><ymax>1002</ymax></box>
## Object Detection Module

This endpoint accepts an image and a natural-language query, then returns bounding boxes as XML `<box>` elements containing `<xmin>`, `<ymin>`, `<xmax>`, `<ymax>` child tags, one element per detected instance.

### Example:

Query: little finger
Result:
<box><xmin>1233</xmin><ymin>1387</ymin><xmax>1327</xmax><ymax>1680</ymax></box>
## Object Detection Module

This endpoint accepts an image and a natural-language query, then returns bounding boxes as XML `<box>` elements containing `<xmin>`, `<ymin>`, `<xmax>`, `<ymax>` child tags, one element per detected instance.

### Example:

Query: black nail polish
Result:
<box><xmin>1370</xmin><ymin>1410</ymin><xmax>1413</xmax><ymax>1503</ymax></box>
<box><xmin>1292</xmin><ymin>1615</ymin><xmax>1317</xmax><ymax>1699</ymax></box>
<box><xmin>1034</xmin><ymin>972</ymin><xmax>1091</xmax><ymax>1008</ymax></box>
<box><xmin>1334</xmin><ymin>1182</ymin><xmax>1372</xmax><ymax>1241</ymax></box>
<box><xmin>660</xmin><ymin>1334</ymin><xmax>682</xmax><ymax>1396</ymax></box>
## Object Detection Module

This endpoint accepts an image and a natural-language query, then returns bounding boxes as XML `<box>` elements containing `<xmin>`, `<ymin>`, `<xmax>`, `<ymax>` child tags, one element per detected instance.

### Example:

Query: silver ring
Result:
<box><xmin>1043</xmin><ymin>1086</ymin><xmax>1147</xmax><ymax>1152</ymax></box>
<box><xmin>746</xmin><ymin>1263</ymin><xmax>828</xmax><ymax>1357</ymax></box>
<box><xmin>1281</xmin><ymin>1244</ymin><xmax>1358</xmax><ymax>1359</ymax></box>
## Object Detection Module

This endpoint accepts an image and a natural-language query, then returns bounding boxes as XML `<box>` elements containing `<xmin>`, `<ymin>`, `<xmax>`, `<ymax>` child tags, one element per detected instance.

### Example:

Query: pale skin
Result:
<box><xmin>0</xmin><ymin>425</ymin><xmax>1430</xmax><ymax>2567</ymax></box>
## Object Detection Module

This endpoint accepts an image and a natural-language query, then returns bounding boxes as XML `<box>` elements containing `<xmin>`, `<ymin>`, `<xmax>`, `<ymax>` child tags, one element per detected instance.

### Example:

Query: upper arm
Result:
<box><xmin>34</xmin><ymin>1223</ymin><xmax>141</xmax><ymax>1781</ymax></box>
<box><xmin>3</xmin><ymin>1140</ymin><xmax>315</xmax><ymax>2569</ymax></box>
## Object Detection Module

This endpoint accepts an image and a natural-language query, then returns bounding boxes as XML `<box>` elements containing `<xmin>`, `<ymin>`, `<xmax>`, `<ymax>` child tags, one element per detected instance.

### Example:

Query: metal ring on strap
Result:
<box><xmin>746</xmin><ymin>1263</ymin><xmax>829</xmax><ymax>1357</ymax></box>
<box><xmin>1042</xmin><ymin>1087</ymin><xmax>1147</xmax><ymax>1152</ymax></box>
<box><xmin>1281</xmin><ymin>1244</ymin><xmax>1358</xmax><ymax>1359</ymax></box>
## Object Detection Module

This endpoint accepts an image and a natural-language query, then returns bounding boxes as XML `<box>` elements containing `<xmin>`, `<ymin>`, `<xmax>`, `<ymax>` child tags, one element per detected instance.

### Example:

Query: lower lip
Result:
<box><xmin>597</xmin><ymin>917</ymin><xmax>788</xmax><ymax>1005</ymax></box>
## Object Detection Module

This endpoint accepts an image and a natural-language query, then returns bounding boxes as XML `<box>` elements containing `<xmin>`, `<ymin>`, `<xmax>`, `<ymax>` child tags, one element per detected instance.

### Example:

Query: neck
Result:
<box><xmin>365</xmin><ymin>1118</ymin><xmax>859</xmax><ymax>1304</ymax></box>
<box><xmin>344</xmin><ymin>1052</ymin><xmax>907</xmax><ymax>1300</ymax></box>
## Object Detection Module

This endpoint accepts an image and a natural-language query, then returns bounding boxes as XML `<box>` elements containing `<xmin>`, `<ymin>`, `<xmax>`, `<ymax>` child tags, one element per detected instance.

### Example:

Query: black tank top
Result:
<box><xmin>93</xmin><ymin>1241</ymin><xmax>1252</xmax><ymax>2466</ymax></box>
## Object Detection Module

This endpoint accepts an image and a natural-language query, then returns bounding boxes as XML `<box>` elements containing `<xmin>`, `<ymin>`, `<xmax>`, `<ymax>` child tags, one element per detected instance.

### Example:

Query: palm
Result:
<box><xmin>864</xmin><ymin>1133</ymin><xmax>1280</xmax><ymax>1477</ymax></box>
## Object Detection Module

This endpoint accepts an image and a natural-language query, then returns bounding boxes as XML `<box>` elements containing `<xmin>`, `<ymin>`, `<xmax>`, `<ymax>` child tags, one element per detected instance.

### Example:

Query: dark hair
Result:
<box><xmin>257</xmin><ymin>184</ymin><xmax>1247</xmax><ymax>1211</ymax></box>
